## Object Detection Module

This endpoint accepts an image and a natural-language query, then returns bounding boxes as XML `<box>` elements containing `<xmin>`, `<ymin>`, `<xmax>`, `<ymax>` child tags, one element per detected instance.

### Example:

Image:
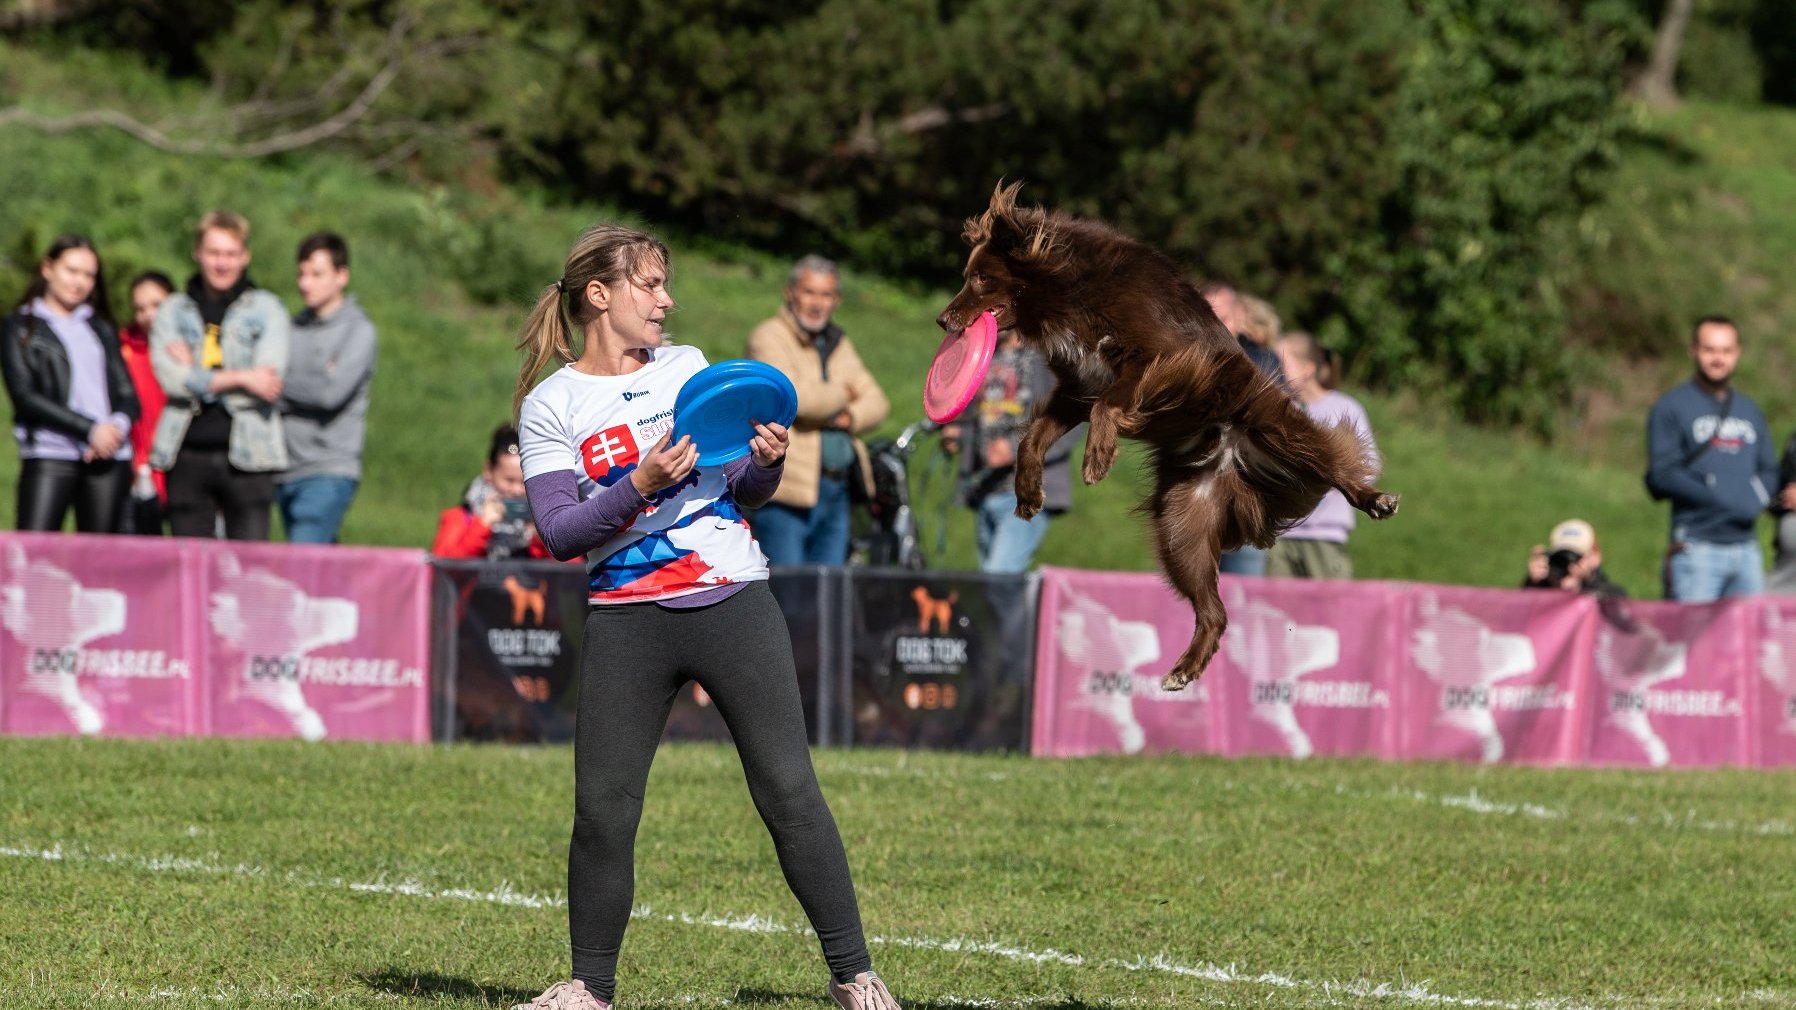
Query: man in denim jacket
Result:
<box><xmin>1645</xmin><ymin>316</ymin><xmax>1776</xmax><ymax>602</ymax></box>
<box><xmin>149</xmin><ymin>210</ymin><xmax>289</xmax><ymax>540</ymax></box>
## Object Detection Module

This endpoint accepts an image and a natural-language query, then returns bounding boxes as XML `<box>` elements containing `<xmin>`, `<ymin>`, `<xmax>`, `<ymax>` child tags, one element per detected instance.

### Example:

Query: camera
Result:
<box><xmin>1545</xmin><ymin>548</ymin><xmax>1582</xmax><ymax>585</ymax></box>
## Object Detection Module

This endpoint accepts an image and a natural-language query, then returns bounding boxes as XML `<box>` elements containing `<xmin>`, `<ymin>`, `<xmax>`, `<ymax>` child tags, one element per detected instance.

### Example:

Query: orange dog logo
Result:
<box><xmin>503</xmin><ymin>576</ymin><xmax>548</xmax><ymax>626</ymax></box>
<box><xmin>911</xmin><ymin>587</ymin><xmax>959</xmax><ymax>635</ymax></box>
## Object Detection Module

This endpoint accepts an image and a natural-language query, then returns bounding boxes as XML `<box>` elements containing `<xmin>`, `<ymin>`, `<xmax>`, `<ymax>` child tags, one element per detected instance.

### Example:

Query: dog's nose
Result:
<box><xmin>934</xmin><ymin>310</ymin><xmax>954</xmax><ymax>331</ymax></box>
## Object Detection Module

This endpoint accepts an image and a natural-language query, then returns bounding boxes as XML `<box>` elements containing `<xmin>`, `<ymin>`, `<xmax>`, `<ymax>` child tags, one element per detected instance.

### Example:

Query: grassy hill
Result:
<box><xmin>5</xmin><ymin>40</ymin><xmax>1796</xmax><ymax>592</ymax></box>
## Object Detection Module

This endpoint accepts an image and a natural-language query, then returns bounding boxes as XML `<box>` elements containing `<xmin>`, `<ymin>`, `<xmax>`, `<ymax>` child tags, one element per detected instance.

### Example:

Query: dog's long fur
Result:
<box><xmin>937</xmin><ymin>183</ymin><xmax>1400</xmax><ymax>689</ymax></box>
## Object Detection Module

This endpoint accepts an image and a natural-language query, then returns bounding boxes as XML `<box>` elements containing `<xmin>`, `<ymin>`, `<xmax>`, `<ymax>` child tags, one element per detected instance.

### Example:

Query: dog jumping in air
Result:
<box><xmin>935</xmin><ymin>183</ymin><xmax>1400</xmax><ymax>690</ymax></box>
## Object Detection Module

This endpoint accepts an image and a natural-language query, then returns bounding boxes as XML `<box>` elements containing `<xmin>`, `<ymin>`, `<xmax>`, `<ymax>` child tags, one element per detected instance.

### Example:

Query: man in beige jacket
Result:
<box><xmin>747</xmin><ymin>255</ymin><xmax>889</xmax><ymax>565</ymax></box>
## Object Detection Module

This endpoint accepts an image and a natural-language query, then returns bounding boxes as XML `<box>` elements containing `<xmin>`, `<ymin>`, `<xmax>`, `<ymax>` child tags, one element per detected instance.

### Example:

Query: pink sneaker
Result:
<box><xmin>828</xmin><ymin>972</ymin><xmax>902</xmax><ymax>1010</ymax></box>
<box><xmin>510</xmin><ymin>980</ymin><xmax>610</xmax><ymax>1010</ymax></box>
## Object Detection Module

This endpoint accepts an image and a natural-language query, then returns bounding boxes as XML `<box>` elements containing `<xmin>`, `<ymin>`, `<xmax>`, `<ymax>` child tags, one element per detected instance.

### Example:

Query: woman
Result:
<box><xmin>510</xmin><ymin>223</ymin><xmax>901</xmax><ymax>1010</ymax></box>
<box><xmin>0</xmin><ymin>235</ymin><xmax>139</xmax><ymax>532</ymax></box>
<box><xmin>1269</xmin><ymin>331</ymin><xmax>1380</xmax><ymax>579</ymax></box>
<box><xmin>430</xmin><ymin>423</ymin><xmax>550</xmax><ymax>560</ymax></box>
<box><xmin>121</xmin><ymin>270</ymin><xmax>174</xmax><ymax>532</ymax></box>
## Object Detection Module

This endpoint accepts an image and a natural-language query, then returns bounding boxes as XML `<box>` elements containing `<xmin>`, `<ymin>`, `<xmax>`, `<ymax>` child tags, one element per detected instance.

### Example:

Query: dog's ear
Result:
<box><xmin>965</xmin><ymin>180</ymin><xmax>1060</xmax><ymax>265</ymax></box>
<box><xmin>964</xmin><ymin>179</ymin><xmax>1028</xmax><ymax>249</ymax></box>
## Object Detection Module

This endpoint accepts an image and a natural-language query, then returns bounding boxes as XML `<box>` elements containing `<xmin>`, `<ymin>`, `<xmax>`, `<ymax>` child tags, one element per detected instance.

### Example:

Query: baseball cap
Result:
<box><xmin>1548</xmin><ymin>518</ymin><xmax>1595</xmax><ymax>556</ymax></box>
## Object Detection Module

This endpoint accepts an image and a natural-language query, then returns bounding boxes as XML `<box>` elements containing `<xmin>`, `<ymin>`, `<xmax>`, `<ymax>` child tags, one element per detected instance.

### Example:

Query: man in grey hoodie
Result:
<box><xmin>1645</xmin><ymin>315</ymin><xmax>1775</xmax><ymax>602</ymax></box>
<box><xmin>276</xmin><ymin>232</ymin><xmax>377</xmax><ymax>543</ymax></box>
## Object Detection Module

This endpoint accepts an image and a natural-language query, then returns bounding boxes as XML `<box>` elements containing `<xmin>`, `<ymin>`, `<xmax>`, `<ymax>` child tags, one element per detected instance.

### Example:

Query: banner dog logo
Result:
<box><xmin>209</xmin><ymin>553</ymin><xmax>359</xmax><ymax>741</ymax></box>
<box><xmin>911</xmin><ymin>587</ymin><xmax>959</xmax><ymax>635</ymax></box>
<box><xmin>0</xmin><ymin>544</ymin><xmax>123</xmax><ymax>734</ymax></box>
<box><xmin>1222</xmin><ymin>586</ymin><xmax>1340</xmax><ymax>759</ymax></box>
<box><xmin>1410</xmin><ymin>594</ymin><xmax>1538</xmax><ymax>763</ymax></box>
<box><xmin>503</xmin><ymin>575</ymin><xmax>548</xmax><ymax>626</ymax></box>
<box><xmin>1594</xmin><ymin>624</ymin><xmax>1686</xmax><ymax>767</ymax></box>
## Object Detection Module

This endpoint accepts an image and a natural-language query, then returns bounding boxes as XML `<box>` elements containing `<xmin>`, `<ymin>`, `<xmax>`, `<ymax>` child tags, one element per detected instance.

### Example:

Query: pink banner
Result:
<box><xmin>1753</xmin><ymin>598</ymin><xmax>1796</xmax><ymax>767</ymax></box>
<box><xmin>1033</xmin><ymin>566</ymin><xmax>1783</xmax><ymax>769</ymax></box>
<box><xmin>1395</xmin><ymin>586</ymin><xmax>1594</xmax><ymax>765</ymax></box>
<box><xmin>0</xmin><ymin>533</ymin><xmax>198</xmax><ymax>737</ymax></box>
<box><xmin>0</xmin><ymin>533</ymin><xmax>431</xmax><ymax>743</ymax></box>
<box><xmin>1583</xmin><ymin>601</ymin><xmax>1750</xmax><ymax>768</ymax></box>
<box><xmin>1032</xmin><ymin>568</ymin><xmax>1216</xmax><ymax>757</ymax></box>
<box><xmin>1208</xmin><ymin>577</ymin><xmax>1399</xmax><ymax>759</ymax></box>
<box><xmin>198</xmin><ymin>541</ymin><xmax>431</xmax><ymax>743</ymax></box>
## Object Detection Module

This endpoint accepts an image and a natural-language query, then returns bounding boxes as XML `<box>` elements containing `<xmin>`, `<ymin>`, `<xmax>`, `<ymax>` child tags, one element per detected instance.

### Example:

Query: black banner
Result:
<box><xmin>431</xmin><ymin>560</ymin><xmax>588</xmax><ymax>742</ymax></box>
<box><xmin>845</xmin><ymin>569</ymin><xmax>1036</xmax><ymax>751</ymax></box>
<box><xmin>431</xmin><ymin>562</ymin><xmax>837</xmax><ymax>745</ymax></box>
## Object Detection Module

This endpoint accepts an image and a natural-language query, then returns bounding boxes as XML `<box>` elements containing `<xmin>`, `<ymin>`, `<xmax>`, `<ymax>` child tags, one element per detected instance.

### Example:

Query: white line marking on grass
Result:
<box><xmin>9</xmin><ymin>840</ymin><xmax>1791</xmax><ymax>1010</ymax></box>
<box><xmin>1379</xmin><ymin>786</ymin><xmax>1796</xmax><ymax>837</ymax></box>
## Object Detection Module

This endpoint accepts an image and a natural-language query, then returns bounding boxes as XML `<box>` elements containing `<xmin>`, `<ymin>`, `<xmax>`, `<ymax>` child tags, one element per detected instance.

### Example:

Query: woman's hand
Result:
<box><xmin>750</xmin><ymin>421</ymin><xmax>789</xmax><ymax>467</ymax></box>
<box><xmin>630</xmin><ymin>432</ymin><xmax>698</xmax><ymax>495</ymax></box>
<box><xmin>87</xmin><ymin>421</ymin><xmax>125</xmax><ymax>460</ymax></box>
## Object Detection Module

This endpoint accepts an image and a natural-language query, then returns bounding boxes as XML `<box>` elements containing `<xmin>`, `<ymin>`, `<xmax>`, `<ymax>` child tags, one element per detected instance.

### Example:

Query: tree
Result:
<box><xmin>1630</xmin><ymin>0</ymin><xmax>1695</xmax><ymax>106</ymax></box>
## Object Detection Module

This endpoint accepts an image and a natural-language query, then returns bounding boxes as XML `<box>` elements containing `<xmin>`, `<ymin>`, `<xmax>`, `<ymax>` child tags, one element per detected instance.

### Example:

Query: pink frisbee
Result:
<box><xmin>924</xmin><ymin>311</ymin><xmax>999</xmax><ymax>423</ymax></box>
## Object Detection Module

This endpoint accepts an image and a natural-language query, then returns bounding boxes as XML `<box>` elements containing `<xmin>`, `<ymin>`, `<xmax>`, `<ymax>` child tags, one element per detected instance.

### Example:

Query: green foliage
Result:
<box><xmin>1333</xmin><ymin>0</ymin><xmax>1633</xmax><ymax>430</ymax></box>
<box><xmin>8</xmin><ymin>0</ymin><xmax>1642</xmax><ymax>432</ymax></box>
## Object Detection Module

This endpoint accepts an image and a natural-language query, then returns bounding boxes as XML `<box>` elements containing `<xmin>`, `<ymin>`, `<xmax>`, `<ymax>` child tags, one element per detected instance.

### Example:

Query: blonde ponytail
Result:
<box><xmin>513</xmin><ymin>223</ymin><xmax>672</xmax><ymax>417</ymax></box>
<box><xmin>514</xmin><ymin>283</ymin><xmax>575</xmax><ymax>417</ymax></box>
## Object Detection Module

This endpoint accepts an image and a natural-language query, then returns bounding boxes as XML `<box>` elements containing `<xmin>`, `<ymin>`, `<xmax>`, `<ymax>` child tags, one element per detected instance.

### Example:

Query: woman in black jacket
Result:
<box><xmin>0</xmin><ymin>234</ymin><xmax>141</xmax><ymax>532</ymax></box>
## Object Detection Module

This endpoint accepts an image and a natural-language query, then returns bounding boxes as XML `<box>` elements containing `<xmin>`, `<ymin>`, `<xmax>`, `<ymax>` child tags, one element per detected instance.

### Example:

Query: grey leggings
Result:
<box><xmin>569</xmin><ymin>582</ymin><xmax>870</xmax><ymax>1001</ymax></box>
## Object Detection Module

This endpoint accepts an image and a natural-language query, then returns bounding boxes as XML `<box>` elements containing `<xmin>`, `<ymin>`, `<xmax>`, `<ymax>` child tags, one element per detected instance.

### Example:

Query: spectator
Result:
<box><xmin>277</xmin><ymin>232</ymin><xmax>377</xmax><ymax>544</ymax></box>
<box><xmin>120</xmin><ymin>270</ymin><xmax>173</xmax><ymax>533</ymax></box>
<box><xmin>746</xmin><ymin>254</ymin><xmax>888</xmax><ymax>566</ymax></box>
<box><xmin>1201</xmin><ymin>278</ymin><xmax>1283</xmax><ymax>576</ymax></box>
<box><xmin>0</xmin><ymin>234</ymin><xmax>139</xmax><ymax>533</ymax></box>
<box><xmin>1644</xmin><ymin>315</ymin><xmax>1774</xmax><ymax>602</ymax></box>
<box><xmin>150</xmin><ymin>210</ymin><xmax>289</xmax><ymax>540</ymax></box>
<box><xmin>1523</xmin><ymin>518</ymin><xmax>1634</xmax><ymax>629</ymax></box>
<box><xmin>940</xmin><ymin>331</ymin><xmax>1075</xmax><ymax>573</ymax></box>
<box><xmin>1766</xmin><ymin>430</ymin><xmax>1796</xmax><ymax>594</ymax></box>
<box><xmin>433</xmin><ymin>424</ymin><xmax>550</xmax><ymax>560</ymax></box>
<box><xmin>1268</xmin><ymin>332</ymin><xmax>1378</xmax><ymax>579</ymax></box>
<box><xmin>1238</xmin><ymin>293</ymin><xmax>1282</xmax><ymax>356</ymax></box>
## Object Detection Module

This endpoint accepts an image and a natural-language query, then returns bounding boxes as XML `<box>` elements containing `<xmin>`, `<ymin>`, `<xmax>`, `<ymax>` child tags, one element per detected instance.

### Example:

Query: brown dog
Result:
<box><xmin>936</xmin><ymin>183</ymin><xmax>1399</xmax><ymax>690</ymax></box>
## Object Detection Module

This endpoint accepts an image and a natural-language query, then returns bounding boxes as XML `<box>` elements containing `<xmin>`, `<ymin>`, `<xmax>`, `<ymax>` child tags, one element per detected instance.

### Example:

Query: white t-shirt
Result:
<box><xmin>518</xmin><ymin>343</ymin><xmax>768</xmax><ymax>604</ymax></box>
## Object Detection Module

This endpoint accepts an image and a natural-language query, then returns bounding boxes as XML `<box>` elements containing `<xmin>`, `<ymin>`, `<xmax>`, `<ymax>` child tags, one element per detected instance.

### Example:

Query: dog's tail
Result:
<box><xmin>1127</xmin><ymin>342</ymin><xmax>1244</xmax><ymax>425</ymax></box>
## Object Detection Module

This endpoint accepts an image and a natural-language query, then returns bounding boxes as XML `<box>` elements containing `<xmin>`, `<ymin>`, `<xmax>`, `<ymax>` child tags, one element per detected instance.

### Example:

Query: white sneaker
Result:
<box><xmin>828</xmin><ymin>971</ymin><xmax>902</xmax><ymax>1010</ymax></box>
<box><xmin>511</xmin><ymin>979</ymin><xmax>610</xmax><ymax>1010</ymax></box>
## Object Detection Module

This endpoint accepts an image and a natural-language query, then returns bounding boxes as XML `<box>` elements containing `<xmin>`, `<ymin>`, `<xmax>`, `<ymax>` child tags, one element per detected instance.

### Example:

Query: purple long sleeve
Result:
<box><xmin>725</xmin><ymin>456</ymin><xmax>785</xmax><ymax>508</ymax></box>
<box><xmin>525</xmin><ymin>470</ymin><xmax>650</xmax><ymax>562</ymax></box>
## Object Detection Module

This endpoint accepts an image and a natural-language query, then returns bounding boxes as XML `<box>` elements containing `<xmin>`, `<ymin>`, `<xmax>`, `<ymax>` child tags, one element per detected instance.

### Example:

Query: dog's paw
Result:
<box><xmin>1081</xmin><ymin>449</ymin><xmax>1115</xmax><ymax>485</ymax></box>
<box><xmin>1014</xmin><ymin>491</ymin><xmax>1045</xmax><ymax>521</ymax></box>
<box><xmin>1368</xmin><ymin>492</ymin><xmax>1400</xmax><ymax>520</ymax></box>
<box><xmin>1160</xmin><ymin>664</ymin><xmax>1203</xmax><ymax>692</ymax></box>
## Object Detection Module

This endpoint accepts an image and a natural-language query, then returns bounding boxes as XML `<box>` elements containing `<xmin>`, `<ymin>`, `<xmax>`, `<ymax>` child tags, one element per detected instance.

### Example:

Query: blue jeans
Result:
<box><xmin>277</xmin><ymin>476</ymin><xmax>359</xmax><ymax>544</ymax></box>
<box><xmin>753</xmin><ymin>476</ymin><xmax>851</xmax><ymax>566</ymax></box>
<box><xmin>974</xmin><ymin>491</ymin><xmax>1052</xmax><ymax>574</ymax></box>
<box><xmin>1219</xmin><ymin>545</ymin><xmax>1268</xmax><ymax>576</ymax></box>
<box><xmin>1665</xmin><ymin>538</ymin><xmax>1763</xmax><ymax>602</ymax></box>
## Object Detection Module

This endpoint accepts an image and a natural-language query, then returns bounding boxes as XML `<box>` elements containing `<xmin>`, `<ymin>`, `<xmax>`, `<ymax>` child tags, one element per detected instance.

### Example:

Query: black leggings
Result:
<box><xmin>570</xmin><ymin>582</ymin><xmax>871</xmax><ymax>1002</ymax></box>
<box><xmin>165</xmin><ymin>448</ymin><xmax>274</xmax><ymax>540</ymax></box>
<box><xmin>16</xmin><ymin>458</ymin><xmax>131</xmax><ymax>533</ymax></box>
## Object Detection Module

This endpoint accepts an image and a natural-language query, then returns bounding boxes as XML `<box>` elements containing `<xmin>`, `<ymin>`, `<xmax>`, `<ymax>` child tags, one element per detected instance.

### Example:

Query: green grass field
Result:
<box><xmin>2</xmin><ymin>737</ymin><xmax>1792</xmax><ymax>1009</ymax></box>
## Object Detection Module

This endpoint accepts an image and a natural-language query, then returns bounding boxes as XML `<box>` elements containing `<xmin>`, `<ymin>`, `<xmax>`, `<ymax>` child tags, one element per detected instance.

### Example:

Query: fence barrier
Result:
<box><xmin>4</xmin><ymin>532</ymin><xmax>1793</xmax><ymax>767</ymax></box>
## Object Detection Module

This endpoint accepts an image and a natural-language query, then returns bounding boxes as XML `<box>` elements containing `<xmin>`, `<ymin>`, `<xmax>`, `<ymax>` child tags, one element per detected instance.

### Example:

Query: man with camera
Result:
<box><xmin>1524</xmin><ymin>518</ymin><xmax>1635</xmax><ymax>629</ymax></box>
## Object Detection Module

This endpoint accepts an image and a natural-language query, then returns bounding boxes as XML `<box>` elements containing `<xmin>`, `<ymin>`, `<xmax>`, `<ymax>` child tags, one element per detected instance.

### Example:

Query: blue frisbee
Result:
<box><xmin>670</xmin><ymin>360</ymin><xmax>799</xmax><ymax>466</ymax></box>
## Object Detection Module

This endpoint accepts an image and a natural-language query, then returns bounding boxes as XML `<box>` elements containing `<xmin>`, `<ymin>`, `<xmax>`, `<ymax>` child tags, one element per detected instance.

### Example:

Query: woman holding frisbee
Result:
<box><xmin>511</xmin><ymin>223</ymin><xmax>902</xmax><ymax>1010</ymax></box>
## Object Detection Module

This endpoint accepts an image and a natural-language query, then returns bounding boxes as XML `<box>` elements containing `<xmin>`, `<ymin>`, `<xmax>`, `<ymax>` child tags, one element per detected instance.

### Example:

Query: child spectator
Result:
<box><xmin>121</xmin><ymin>270</ymin><xmax>174</xmax><ymax>532</ymax></box>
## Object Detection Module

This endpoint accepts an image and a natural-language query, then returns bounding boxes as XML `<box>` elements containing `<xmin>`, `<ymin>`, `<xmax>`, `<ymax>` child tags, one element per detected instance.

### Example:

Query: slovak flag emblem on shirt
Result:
<box><xmin>582</xmin><ymin>424</ymin><xmax>639</xmax><ymax>486</ymax></box>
